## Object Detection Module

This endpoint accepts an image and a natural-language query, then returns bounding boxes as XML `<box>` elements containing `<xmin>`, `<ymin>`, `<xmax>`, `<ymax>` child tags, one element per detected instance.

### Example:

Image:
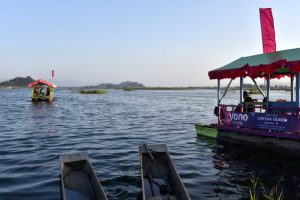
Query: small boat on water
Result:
<box><xmin>28</xmin><ymin>79</ymin><xmax>56</xmax><ymax>102</ymax></box>
<box><xmin>60</xmin><ymin>152</ymin><xmax>108</xmax><ymax>200</ymax></box>
<box><xmin>139</xmin><ymin>144</ymin><xmax>191</xmax><ymax>200</ymax></box>
<box><xmin>195</xmin><ymin>123</ymin><xmax>217</xmax><ymax>138</ymax></box>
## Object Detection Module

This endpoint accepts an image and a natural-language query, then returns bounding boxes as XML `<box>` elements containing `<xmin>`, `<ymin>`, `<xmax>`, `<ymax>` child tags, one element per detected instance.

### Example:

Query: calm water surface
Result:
<box><xmin>1</xmin><ymin>89</ymin><xmax>300</xmax><ymax>200</ymax></box>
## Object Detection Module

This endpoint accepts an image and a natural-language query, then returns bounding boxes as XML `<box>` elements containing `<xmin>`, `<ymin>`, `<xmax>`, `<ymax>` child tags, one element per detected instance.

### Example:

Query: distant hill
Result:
<box><xmin>118</xmin><ymin>81</ymin><xmax>144</xmax><ymax>88</ymax></box>
<box><xmin>0</xmin><ymin>76</ymin><xmax>34</xmax><ymax>87</ymax></box>
<box><xmin>85</xmin><ymin>81</ymin><xmax>145</xmax><ymax>89</ymax></box>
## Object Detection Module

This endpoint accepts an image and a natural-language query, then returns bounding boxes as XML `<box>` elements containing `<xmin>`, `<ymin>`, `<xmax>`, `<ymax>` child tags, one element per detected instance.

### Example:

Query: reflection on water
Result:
<box><xmin>0</xmin><ymin>88</ymin><xmax>300</xmax><ymax>199</ymax></box>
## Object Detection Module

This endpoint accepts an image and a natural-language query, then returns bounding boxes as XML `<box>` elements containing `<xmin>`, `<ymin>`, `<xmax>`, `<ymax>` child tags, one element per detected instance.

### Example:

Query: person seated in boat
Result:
<box><xmin>243</xmin><ymin>90</ymin><xmax>254</xmax><ymax>112</ymax></box>
<box><xmin>33</xmin><ymin>86</ymin><xmax>39</xmax><ymax>98</ymax></box>
<box><xmin>262</xmin><ymin>96</ymin><xmax>269</xmax><ymax>112</ymax></box>
<box><xmin>46</xmin><ymin>86</ymin><xmax>50</xmax><ymax>97</ymax></box>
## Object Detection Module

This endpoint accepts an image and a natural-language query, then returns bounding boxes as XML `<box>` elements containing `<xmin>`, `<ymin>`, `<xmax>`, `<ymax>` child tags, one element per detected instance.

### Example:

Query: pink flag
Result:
<box><xmin>51</xmin><ymin>70</ymin><xmax>55</xmax><ymax>78</ymax></box>
<box><xmin>260</xmin><ymin>8</ymin><xmax>276</xmax><ymax>53</ymax></box>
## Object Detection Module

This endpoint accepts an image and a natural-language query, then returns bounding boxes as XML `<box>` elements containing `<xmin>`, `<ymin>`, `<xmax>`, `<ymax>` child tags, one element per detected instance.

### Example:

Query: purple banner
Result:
<box><xmin>225</xmin><ymin>112</ymin><xmax>300</xmax><ymax>132</ymax></box>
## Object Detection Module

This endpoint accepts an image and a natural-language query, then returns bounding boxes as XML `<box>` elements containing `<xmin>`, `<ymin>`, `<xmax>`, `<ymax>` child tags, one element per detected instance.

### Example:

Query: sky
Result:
<box><xmin>1</xmin><ymin>0</ymin><xmax>300</xmax><ymax>87</ymax></box>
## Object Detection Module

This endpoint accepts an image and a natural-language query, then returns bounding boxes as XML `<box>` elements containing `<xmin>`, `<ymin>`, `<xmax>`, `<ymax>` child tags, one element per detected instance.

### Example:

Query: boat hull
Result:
<box><xmin>217</xmin><ymin>129</ymin><xmax>300</xmax><ymax>157</ymax></box>
<box><xmin>60</xmin><ymin>152</ymin><xmax>108</xmax><ymax>200</ymax></box>
<box><xmin>32</xmin><ymin>97</ymin><xmax>54</xmax><ymax>102</ymax></box>
<box><xmin>195</xmin><ymin>123</ymin><xmax>217</xmax><ymax>138</ymax></box>
<box><xmin>139</xmin><ymin>144</ymin><xmax>191</xmax><ymax>200</ymax></box>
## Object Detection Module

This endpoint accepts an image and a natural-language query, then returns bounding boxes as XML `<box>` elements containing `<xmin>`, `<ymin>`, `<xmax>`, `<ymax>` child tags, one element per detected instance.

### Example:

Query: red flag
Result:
<box><xmin>259</xmin><ymin>8</ymin><xmax>276</xmax><ymax>53</ymax></box>
<box><xmin>51</xmin><ymin>70</ymin><xmax>55</xmax><ymax>78</ymax></box>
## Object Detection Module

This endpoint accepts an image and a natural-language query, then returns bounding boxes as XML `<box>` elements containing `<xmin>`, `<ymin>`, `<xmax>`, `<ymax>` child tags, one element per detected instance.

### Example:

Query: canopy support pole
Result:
<box><xmin>240</xmin><ymin>77</ymin><xmax>243</xmax><ymax>104</ymax></box>
<box><xmin>219</xmin><ymin>79</ymin><xmax>233</xmax><ymax>103</ymax></box>
<box><xmin>291</xmin><ymin>74</ymin><xmax>294</xmax><ymax>102</ymax></box>
<box><xmin>266</xmin><ymin>75</ymin><xmax>270</xmax><ymax>105</ymax></box>
<box><xmin>296</xmin><ymin>73</ymin><xmax>300</xmax><ymax>107</ymax></box>
<box><xmin>217</xmin><ymin>79</ymin><xmax>220</xmax><ymax>105</ymax></box>
<box><xmin>251</xmin><ymin>77</ymin><xmax>266</xmax><ymax>97</ymax></box>
<box><xmin>264</xmin><ymin>78</ymin><xmax>267</xmax><ymax>96</ymax></box>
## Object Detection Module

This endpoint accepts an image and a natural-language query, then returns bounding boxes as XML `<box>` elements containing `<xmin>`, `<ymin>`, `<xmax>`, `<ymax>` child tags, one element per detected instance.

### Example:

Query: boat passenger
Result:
<box><xmin>33</xmin><ymin>86</ymin><xmax>39</xmax><ymax>97</ymax></box>
<box><xmin>46</xmin><ymin>86</ymin><xmax>50</xmax><ymax>96</ymax></box>
<box><xmin>243</xmin><ymin>91</ymin><xmax>254</xmax><ymax>112</ymax></box>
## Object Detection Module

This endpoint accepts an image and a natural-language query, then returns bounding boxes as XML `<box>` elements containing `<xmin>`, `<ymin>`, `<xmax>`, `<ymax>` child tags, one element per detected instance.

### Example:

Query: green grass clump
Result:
<box><xmin>80</xmin><ymin>90</ymin><xmax>107</xmax><ymax>94</ymax></box>
<box><xmin>249</xmin><ymin>173</ymin><xmax>284</xmax><ymax>200</ymax></box>
<box><xmin>249</xmin><ymin>88</ymin><xmax>261</xmax><ymax>95</ymax></box>
<box><xmin>123</xmin><ymin>88</ymin><xmax>136</xmax><ymax>91</ymax></box>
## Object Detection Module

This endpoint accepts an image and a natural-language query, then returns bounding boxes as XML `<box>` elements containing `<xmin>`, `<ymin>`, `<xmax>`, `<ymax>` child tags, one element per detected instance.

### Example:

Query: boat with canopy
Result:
<box><xmin>198</xmin><ymin>47</ymin><xmax>300</xmax><ymax>156</ymax></box>
<box><xmin>28</xmin><ymin>79</ymin><xmax>56</xmax><ymax>102</ymax></box>
<box><xmin>196</xmin><ymin>8</ymin><xmax>300</xmax><ymax>157</ymax></box>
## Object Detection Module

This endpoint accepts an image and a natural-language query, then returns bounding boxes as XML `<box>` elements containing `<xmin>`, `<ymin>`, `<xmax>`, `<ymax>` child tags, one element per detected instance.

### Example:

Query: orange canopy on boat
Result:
<box><xmin>28</xmin><ymin>79</ymin><xmax>57</xmax><ymax>88</ymax></box>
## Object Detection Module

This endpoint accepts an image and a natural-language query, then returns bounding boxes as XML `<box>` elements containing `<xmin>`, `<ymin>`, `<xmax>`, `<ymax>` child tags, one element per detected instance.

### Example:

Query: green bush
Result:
<box><xmin>80</xmin><ymin>90</ymin><xmax>107</xmax><ymax>94</ymax></box>
<box><xmin>123</xmin><ymin>88</ymin><xmax>136</xmax><ymax>91</ymax></box>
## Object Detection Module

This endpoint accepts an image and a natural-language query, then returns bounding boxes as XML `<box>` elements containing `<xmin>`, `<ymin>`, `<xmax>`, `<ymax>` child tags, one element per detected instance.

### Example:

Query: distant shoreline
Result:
<box><xmin>0</xmin><ymin>86</ymin><xmax>293</xmax><ymax>91</ymax></box>
<box><xmin>0</xmin><ymin>86</ymin><xmax>22</xmax><ymax>89</ymax></box>
<box><xmin>1</xmin><ymin>77</ymin><xmax>293</xmax><ymax>91</ymax></box>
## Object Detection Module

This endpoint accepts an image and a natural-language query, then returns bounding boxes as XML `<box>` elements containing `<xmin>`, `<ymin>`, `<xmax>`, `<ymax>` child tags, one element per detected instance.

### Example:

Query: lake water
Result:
<box><xmin>1</xmin><ymin>88</ymin><xmax>300</xmax><ymax>200</ymax></box>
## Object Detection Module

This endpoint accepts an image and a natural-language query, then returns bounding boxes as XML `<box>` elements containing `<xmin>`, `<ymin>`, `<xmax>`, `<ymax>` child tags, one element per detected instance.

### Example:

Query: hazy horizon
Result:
<box><xmin>1</xmin><ymin>1</ymin><xmax>300</xmax><ymax>87</ymax></box>
<box><xmin>0</xmin><ymin>75</ymin><xmax>294</xmax><ymax>88</ymax></box>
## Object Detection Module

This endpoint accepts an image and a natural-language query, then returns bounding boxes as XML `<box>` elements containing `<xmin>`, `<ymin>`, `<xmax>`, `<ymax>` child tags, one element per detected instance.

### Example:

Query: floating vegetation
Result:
<box><xmin>249</xmin><ymin>173</ymin><xmax>284</xmax><ymax>200</ymax></box>
<box><xmin>124</xmin><ymin>87</ymin><xmax>200</xmax><ymax>91</ymax></box>
<box><xmin>249</xmin><ymin>88</ymin><xmax>261</xmax><ymax>95</ymax></box>
<box><xmin>80</xmin><ymin>90</ymin><xmax>107</xmax><ymax>94</ymax></box>
<box><xmin>123</xmin><ymin>88</ymin><xmax>136</xmax><ymax>91</ymax></box>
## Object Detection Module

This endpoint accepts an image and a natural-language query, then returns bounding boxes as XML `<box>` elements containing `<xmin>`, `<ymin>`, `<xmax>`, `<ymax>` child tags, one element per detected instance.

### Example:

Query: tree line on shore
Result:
<box><xmin>0</xmin><ymin>76</ymin><xmax>292</xmax><ymax>91</ymax></box>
